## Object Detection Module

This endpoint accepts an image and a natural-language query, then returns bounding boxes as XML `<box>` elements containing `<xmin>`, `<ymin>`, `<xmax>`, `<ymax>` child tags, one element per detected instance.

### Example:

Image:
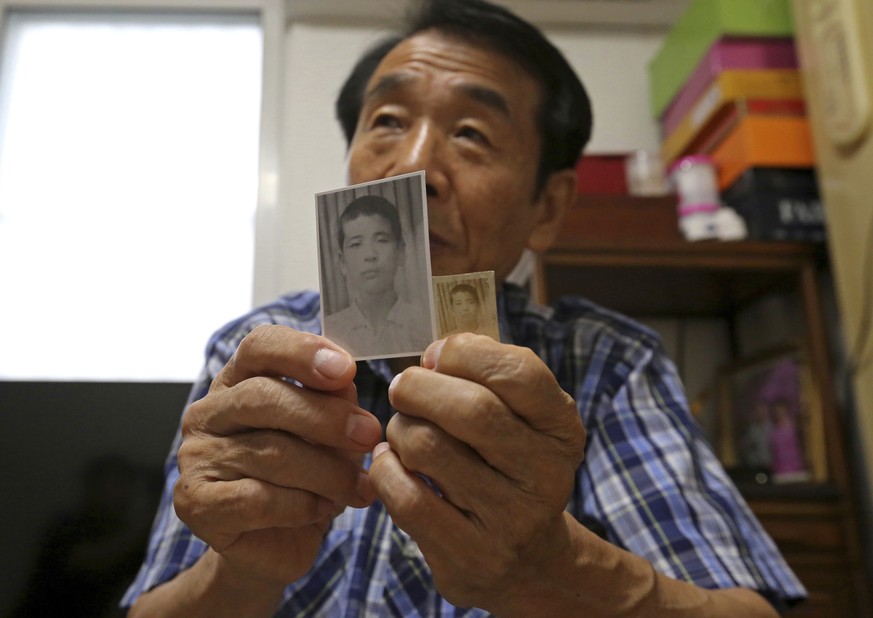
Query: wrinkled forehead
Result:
<box><xmin>366</xmin><ymin>30</ymin><xmax>543</xmax><ymax>116</ymax></box>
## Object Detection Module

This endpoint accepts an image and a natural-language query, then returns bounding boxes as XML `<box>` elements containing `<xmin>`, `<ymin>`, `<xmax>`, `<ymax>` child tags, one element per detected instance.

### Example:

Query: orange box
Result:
<box><xmin>711</xmin><ymin>115</ymin><xmax>815</xmax><ymax>189</ymax></box>
<box><xmin>660</xmin><ymin>69</ymin><xmax>804</xmax><ymax>165</ymax></box>
<box><xmin>694</xmin><ymin>100</ymin><xmax>806</xmax><ymax>156</ymax></box>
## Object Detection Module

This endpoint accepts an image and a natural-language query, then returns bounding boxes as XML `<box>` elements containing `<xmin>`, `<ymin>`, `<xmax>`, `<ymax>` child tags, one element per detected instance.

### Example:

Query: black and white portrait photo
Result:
<box><xmin>316</xmin><ymin>171</ymin><xmax>435</xmax><ymax>359</ymax></box>
<box><xmin>432</xmin><ymin>271</ymin><xmax>500</xmax><ymax>341</ymax></box>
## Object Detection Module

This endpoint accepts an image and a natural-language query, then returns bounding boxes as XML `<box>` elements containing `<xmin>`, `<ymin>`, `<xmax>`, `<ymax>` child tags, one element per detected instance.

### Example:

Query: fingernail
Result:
<box><xmin>346</xmin><ymin>414</ymin><xmax>376</xmax><ymax>446</ymax></box>
<box><xmin>388</xmin><ymin>373</ymin><xmax>401</xmax><ymax>397</ymax></box>
<box><xmin>421</xmin><ymin>338</ymin><xmax>446</xmax><ymax>369</ymax></box>
<box><xmin>373</xmin><ymin>442</ymin><xmax>390</xmax><ymax>459</ymax></box>
<box><xmin>314</xmin><ymin>348</ymin><xmax>352</xmax><ymax>379</ymax></box>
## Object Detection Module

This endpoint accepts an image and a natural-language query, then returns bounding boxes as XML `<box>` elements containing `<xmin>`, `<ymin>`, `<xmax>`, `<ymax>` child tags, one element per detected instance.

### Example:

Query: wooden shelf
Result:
<box><xmin>539</xmin><ymin>240</ymin><xmax>825</xmax><ymax>317</ymax></box>
<box><xmin>536</xmin><ymin>195</ymin><xmax>870</xmax><ymax>614</ymax></box>
<box><xmin>540</xmin><ymin>194</ymin><xmax>827</xmax><ymax>316</ymax></box>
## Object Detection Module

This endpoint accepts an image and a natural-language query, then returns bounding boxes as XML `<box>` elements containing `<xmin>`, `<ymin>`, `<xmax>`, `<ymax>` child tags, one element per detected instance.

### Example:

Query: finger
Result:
<box><xmin>180</xmin><ymin>429</ymin><xmax>376</xmax><ymax>508</ymax></box>
<box><xmin>385</xmin><ymin>413</ymin><xmax>511</xmax><ymax>514</ymax></box>
<box><xmin>387</xmin><ymin>372</ymin><xmax>549</xmax><ymax>486</ymax></box>
<box><xmin>369</xmin><ymin>444</ymin><xmax>505</xmax><ymax>604</ymax></box>
<box><xmin>369</xmin><ymin>444</ymin><xmax>473</xmax><ymax>541</ymax></box>
<box><xmin>389</xmin><ymin>366</ymin><xmax>575</xmax><ymax>488</ymax></box>
<box><xmin>214</xmin><ymin>324</ymin><xmax>357</xmax><ymax>393</ymax></box>
<box><xmin>173</xmin><ymin>475</ymin><xmax>337</xmax><ymax>551</ymax></box>
<box><xmin>370</xmin><ymin>444</ymin><xmax>571</xmax><ymax>611</ymax></box>
<box><xmin>383</xmin><ymin>412</ymin><xmax>566</xmax><ymax>548</ymax></box>
<box><xmin>420</xmin><ymin>334</ymin><xmax>584</xmax><ymax>452</ymax></box>
<box><xmin>185</xmin><ymin>376</ymin><xmax>382</xmax><ymax>453</ymax></box>
<box><xmin>330</xmin><ymin>380</ymin><xmax>359</xmax><ymax>405</ymax></box>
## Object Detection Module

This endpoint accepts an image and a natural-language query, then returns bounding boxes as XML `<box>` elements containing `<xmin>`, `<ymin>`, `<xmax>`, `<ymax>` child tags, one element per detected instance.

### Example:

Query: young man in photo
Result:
<box><xmin>448</xmin><ymin>283</ymin><xmax>482</xmax><ymax>333</ymax></box>
<box><xmin>442</xmin><ymin>282</ymin><xmax>497</xmax><ymax>339</ymax></box>
<box><xmin>324</xmin><ymin>194</ymin><xmax>432</xmax><ymax>358</ymax></box>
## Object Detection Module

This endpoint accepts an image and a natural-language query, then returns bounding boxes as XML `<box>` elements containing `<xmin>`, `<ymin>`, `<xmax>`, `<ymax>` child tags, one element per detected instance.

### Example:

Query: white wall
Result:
<box><xmin>267</xmin><ymin>20</ymin><xmax>665</xmax><ymax>303</ymax></box>
<box><xmin>268</xmin><ymin>23</ymin><xmax>387</xmax><ymax>303</ymax></box>
<box><xmin>549</xmin><ymin>29</ymin><xmax>663</xmax><ymax>153</ymax></box>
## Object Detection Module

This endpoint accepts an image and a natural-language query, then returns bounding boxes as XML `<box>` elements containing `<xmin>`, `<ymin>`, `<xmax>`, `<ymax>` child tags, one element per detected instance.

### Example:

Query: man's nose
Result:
<box><xmin>390</xmin><ymin>122</ymin><xmax>447</xmax><ymax>196</ymax></box>
<box><xmin>395</xmin><ymin>122</ymin><xmax>437</xmax><ymax>171</ymax></box>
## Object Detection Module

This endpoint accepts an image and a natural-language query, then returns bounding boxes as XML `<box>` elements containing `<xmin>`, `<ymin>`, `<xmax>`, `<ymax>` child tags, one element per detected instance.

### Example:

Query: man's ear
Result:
<box><xmin>526</xmin><ymin>168</ymin><xmax>577</xmax><ymax>253</ymax></box>
<box><xmin>338</xmin><ymin>250</ymin><xmax>347</xmax><ymax>277</ymax></box>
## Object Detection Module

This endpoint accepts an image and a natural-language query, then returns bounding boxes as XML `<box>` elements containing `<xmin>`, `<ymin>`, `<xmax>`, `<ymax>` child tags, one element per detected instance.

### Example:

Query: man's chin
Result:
<box><xmin>359</xmin><ymin>283</ymin><xmax>396</xmax><ymax>297</ymax></box>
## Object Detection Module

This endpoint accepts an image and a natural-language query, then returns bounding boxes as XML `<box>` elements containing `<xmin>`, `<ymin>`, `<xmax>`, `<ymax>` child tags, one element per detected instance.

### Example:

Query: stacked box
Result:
<box><xmin>663</xmin><ymin>98</ymin><xmax>806</xmax><ymax>168</ymax></box>
<box><xmin>711</xmin><ymin>115</ymin><xmax>815</xmax><ymax>189</ymax></box>
<box><xmin>656</xmin><ymin>39</ymin><xmax>806</xmax><ymax>168</ymax></box>
<box><xmin>649</xmin><ymin>0</ymin><xmax>820</xmax><ymax>241</ymax></box>
<box><xmin>648</xmin><ymin>0</ymin><xmax>794</xmax><ymax>120</ymax></box>
<box><xmin>721</xmin><ymin>168</ymin><xmax>825</xmax><ymax>242</ymax></box>
<box><xmin>659</xmin><ymin>60</ymin><xmax>805</xmax><ymax>166</ymax></box>
<box><xmin>660</xmin><ymin>38</ymin><xmax>799</xmax><ymax>140</ymax></box>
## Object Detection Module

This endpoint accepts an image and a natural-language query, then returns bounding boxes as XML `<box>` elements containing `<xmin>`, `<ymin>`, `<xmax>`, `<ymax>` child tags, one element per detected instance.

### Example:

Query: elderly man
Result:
<box><xmin>124</xmin><ymin>0</ymin><xmax>805</xmax><ymax>616</ymax></box>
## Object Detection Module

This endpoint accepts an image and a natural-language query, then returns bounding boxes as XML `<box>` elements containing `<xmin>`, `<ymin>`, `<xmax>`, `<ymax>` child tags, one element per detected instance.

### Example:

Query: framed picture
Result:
<box><xmin>716</xmin><ymin>344</ymin><xmax>827</xmax><ymax>485</ymax></box>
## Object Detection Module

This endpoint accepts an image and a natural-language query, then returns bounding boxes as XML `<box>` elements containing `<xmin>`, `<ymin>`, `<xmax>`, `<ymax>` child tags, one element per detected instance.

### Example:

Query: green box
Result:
<box><xmin>648</xmin><ymin>0</ymin><xmax>795</xmax><ymax>119</ymax></box>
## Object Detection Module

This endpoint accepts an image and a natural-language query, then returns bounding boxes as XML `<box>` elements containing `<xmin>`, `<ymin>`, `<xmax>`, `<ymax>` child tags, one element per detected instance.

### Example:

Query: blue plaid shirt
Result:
<box><xmin>123</xmin><ymin>283</ymin><xmax>806</xmax><ymax>615</ymax></box>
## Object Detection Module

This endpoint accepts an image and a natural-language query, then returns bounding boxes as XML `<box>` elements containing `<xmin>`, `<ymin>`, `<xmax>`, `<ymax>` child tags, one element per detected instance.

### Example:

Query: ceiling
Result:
<box><xmin>285</xmin><ymin>0</ymin><xmax>693</xmax><ymax>30</ymax></box>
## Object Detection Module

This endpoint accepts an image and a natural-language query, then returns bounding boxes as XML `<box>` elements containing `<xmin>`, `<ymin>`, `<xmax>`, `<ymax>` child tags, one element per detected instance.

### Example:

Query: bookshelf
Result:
<box><xmin>535</xmin><ymin>194</ymin><xmax>871</xmax><ymax>616</ymax></box>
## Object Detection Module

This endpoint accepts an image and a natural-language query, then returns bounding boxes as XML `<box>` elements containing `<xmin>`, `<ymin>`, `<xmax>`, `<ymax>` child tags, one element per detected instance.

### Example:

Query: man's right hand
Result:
<box><xmin>173</xmin><ymin>324</ymin><xmax>382</xmax><ymax>587</ymax></box>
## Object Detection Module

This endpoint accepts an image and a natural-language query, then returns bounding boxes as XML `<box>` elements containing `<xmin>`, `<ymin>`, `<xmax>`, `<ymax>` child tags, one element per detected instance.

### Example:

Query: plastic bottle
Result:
<box><xmin>669</xmin><ymin>155</ymin><xmax>720</xmax><ymax>241</ymax></box>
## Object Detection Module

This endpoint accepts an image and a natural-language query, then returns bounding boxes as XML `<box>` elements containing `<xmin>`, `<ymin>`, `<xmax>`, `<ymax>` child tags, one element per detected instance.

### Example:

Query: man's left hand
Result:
<box><xmin>369</xmin><ymin>334</ymin><xmax>586</xmax><ymax>612</ymax></box>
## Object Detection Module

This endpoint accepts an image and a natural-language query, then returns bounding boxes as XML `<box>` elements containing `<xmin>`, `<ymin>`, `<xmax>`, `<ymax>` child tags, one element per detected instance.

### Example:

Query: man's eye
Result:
<box><xmin>372</xmin><ymin>114</ymin><xmax>401</xmax><ymax>129</ymax></box>
<box><xmin>456</xmin><ymin>125</ymin><xmax>488</xmax><ymax>144</ymax></box>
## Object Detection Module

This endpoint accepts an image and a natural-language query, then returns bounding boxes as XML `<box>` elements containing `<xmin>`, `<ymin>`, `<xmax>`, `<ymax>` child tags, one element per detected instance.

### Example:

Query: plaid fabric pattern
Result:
<box><xmin>122</xmin><ymin>284</ymin><xmax>805</xmax><ymax>615</ymax></box>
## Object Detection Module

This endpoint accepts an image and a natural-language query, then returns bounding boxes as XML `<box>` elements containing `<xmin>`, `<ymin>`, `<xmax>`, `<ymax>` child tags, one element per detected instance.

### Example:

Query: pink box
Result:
<box><xmin>659</xmin><ymin>37</ymin><xmax>797</xmax><ymax>137</ymax></box>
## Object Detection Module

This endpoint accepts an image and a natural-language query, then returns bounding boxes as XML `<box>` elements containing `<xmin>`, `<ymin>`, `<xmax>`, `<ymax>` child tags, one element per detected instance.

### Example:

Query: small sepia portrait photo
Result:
<box><xmin>432</xmin><ymin>271</ymin><xmax>500</xmax><ymax>341</ymax></box>
<box><xmin>316</xmin><ymin>171</ymin><xmax>436</xmax><ymax>360</ymax></box>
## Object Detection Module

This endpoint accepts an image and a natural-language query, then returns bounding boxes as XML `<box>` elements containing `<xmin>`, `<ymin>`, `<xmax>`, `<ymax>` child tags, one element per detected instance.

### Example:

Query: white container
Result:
<box><xmin>625</xmin><ymin>149</ymin><xmax>670</xmax><ymax>196</ymax></box>
<box><xmin>669</xmin><ymin>155</ymin><xmax>719</xmax><ymax>210</ymax></box>
<box><xmin>670</xmin><ymin>155</ymin><xmax>721</xmax><ymax>241</ymax></box>
<box><xmin>678</xmin><ymin>205</ymin><xmax>719</xmax><ymax>241</ymax></box>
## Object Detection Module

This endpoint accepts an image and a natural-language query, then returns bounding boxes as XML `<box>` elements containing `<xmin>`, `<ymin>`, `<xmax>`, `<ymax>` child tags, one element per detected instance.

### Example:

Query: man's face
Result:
<box><xmin>347</xmin><ymin>30</ymin><xmax>564</xmax><ymax>280</ymax></box>
<box><xmin>450</xmin><ymin>290</ymin><xmax>479</xmax><ymax>328</ymax></box>
<box><xmin>339</xmin><ymin>213</ymin><xmax>401</xmax><ymax>297</ymax></box>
